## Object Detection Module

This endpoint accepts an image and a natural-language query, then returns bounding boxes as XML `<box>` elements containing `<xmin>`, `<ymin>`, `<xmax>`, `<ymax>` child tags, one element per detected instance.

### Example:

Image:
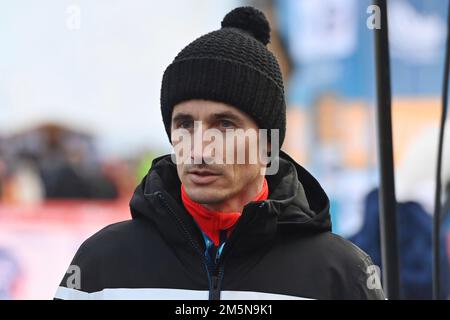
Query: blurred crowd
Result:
<box><xmin>0</xmin><ymin>123</ymin><xmax>154</xmax><ymax>204</ymax></box>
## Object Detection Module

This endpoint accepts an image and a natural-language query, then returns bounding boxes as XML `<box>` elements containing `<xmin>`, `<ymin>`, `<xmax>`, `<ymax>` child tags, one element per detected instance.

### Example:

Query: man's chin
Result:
<box><xmin>184</xmin><ymin>187</ymin><xmax>227</xmax><ymax>205</ymax></box>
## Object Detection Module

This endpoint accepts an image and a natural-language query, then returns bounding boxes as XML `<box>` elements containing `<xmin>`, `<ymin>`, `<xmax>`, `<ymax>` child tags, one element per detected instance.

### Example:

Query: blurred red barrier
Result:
<box><xmin>0</xmin><ymin>200</ymin><xmax>130</xmax><ymax>299</ymax></box>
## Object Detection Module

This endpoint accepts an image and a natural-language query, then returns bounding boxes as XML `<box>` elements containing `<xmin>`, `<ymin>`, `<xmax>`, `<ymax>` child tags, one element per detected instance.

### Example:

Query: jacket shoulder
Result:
<box><xmin>322</xmin><ymin>232</ymin><xmax>385</xmax><ymax>299</ymax></box>
<box><xmin>56</xmin><ymin>219</ymin><xmax>154</xmax><ymax>295</ymax></box>
<box><xmin>292</xmin><ymin>231</ymin><xmax>386</xmax><ymax>299</ymax></box>
<box><xmin>77</xmin><ymin>218</ymin><xmax>161</xmax><ymax>262</ymax></box>
<box><xmin>82</xmin><ymin>219</ymin><xmax>143</xmax><ymax>246</ymax></box>
<box><xmin>323</xmin><ymin>232</ymin><xmax>372</xmax><ymax>263</ymax></box>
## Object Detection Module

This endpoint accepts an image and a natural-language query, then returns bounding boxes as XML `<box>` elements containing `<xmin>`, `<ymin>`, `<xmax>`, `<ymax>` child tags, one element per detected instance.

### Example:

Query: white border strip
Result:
<box><xmin>55</xmin><ymin>287</ymin><xmax>208</xmax><ymax>300</ymax></box>
<box><xmin>221</xmin><ymin>290</ymin><xmax>312</xmax><ymax>300</ymax></box>
<box><xmin>54</xmin><ymin>287</ymin><xmax>312</xmax><ymax>300</ymax></box>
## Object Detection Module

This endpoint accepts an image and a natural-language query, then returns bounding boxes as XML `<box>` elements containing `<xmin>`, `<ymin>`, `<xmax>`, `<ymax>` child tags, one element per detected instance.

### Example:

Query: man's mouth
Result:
<box><xmin>187</xmin><ymin>169</ymin><xmax>221</xmax><ymax>185</ymax></box>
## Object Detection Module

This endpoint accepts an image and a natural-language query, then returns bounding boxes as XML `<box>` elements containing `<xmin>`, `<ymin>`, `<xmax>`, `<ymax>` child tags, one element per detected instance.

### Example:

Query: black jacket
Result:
<box><xmin>55</xmin><ymin>151</ymin><xmax>385</xmax><ymax>300</ymax></box>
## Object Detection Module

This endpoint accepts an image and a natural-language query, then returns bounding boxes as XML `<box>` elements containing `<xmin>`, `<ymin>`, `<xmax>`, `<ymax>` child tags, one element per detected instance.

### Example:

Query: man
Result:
<box><xmin>55</xmin><ymin>6</ymin><xmax>385</xmax><ymax>300</ymax></box>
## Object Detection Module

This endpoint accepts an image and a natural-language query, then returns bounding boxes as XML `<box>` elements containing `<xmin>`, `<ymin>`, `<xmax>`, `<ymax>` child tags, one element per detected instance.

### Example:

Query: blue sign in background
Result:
<box><xmin>275</xmin><ymin>0</ymin><xmax>448</xmax><ymax>107</ymax></box>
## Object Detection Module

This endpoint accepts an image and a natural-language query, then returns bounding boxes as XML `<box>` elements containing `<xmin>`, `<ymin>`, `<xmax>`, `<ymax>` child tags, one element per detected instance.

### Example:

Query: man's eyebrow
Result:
<box><xmin>210</xmin><ymin>111</ymin><xmax>243</xmax><ymax>124</ymax></box>
<box><xmin>172</xmin><ymin>113</ymin><xmax>193</xmax><ymax>123</ymax></box>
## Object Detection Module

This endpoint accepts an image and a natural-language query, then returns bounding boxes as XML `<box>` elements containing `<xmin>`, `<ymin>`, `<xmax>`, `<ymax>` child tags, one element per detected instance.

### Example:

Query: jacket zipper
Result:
<box><xmin>156</xmin><ymin>192</ymin><xmax>224</xmax><ymax>300</ymax></box>
<box><xmin>206</xmin><ymin>202</ymin><xmax>265</xmax><ymax>300</ymax></box>
<box><xmin>207</xmin><ymin>232</ymin><xmax>226</xmax><ymax>300</ymax></box>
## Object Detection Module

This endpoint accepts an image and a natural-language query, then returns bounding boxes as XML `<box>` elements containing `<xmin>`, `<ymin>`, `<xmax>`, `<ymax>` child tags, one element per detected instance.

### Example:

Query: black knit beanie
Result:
<box><xmin>160</xmin><ymin>6</ymin><xmax>286</xmax><ymax>147</ymax></box>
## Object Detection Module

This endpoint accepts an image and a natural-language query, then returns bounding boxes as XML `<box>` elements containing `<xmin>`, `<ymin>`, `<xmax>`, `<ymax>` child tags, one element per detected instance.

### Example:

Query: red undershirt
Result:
<box><xmin>181</xmin><ymin>178</ymin><xmax>269</xmax><ymax>246</ymax></box>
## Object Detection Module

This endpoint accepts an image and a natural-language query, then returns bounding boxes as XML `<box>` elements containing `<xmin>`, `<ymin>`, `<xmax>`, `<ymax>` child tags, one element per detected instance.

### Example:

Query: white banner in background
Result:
<box><xmin>290</xmin><ymin>0</ymin><xmax>358</xmax><ymax>62</ymax></box>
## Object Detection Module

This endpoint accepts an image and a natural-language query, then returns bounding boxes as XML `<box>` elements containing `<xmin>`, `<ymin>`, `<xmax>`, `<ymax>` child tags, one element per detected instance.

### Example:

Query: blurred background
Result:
<box><xmin>0</xmin><ymin>0</ymin><xmax>449</xmax><ymax>299</ymax></box>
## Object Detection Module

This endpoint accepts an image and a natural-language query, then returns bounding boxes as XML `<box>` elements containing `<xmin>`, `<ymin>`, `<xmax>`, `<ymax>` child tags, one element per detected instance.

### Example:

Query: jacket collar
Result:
<box><xmin>129</xmin><ymin>151</ymin><xmax>331</xmax><ymax>258</ymax></box>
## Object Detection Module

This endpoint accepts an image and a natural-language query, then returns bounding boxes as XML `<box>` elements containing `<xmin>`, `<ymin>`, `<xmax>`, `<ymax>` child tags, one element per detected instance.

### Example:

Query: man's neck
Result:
<box><xmin>202</xmin><ymin>175</ymin><xmax>266</xmax><ymax>213</ymax></box>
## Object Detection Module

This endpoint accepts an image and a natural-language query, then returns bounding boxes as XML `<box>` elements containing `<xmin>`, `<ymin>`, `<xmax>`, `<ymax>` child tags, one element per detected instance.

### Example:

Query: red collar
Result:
<box><xmin>181</xmin><ymin>178</ymin><xmax>269</xmax><ymax>246</ymax></box>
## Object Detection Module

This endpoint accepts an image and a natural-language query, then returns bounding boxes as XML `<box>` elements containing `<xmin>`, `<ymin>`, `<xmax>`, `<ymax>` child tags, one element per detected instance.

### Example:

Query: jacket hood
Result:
<box><xmin>129</xmin><ymin>151</ymin><xmax>331</xmax><ymax>234</ymax></box>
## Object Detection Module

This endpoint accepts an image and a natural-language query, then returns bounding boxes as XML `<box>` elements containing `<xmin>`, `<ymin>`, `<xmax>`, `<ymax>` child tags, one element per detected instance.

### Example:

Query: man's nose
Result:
<box><xmin>190</xmin><ymin>122</ymin><xmax>206</xmax><ymax>164</ymax></box>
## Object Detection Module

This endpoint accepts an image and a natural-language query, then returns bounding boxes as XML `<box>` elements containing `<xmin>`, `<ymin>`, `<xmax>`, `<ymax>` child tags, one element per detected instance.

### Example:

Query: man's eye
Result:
<box><xmin>219</xmin><ymin>120</ymin><xmax>234</xmax><ymax>128</ymax></box>
<box><xmin>179</xmin><ymin>120</ymin><xmax>193</xmax><ymax>129</ymax></box>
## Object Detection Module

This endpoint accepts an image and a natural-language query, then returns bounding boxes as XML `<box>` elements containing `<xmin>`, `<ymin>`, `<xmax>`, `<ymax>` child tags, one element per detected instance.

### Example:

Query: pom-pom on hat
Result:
<box><xmin>160</xmin><ymin>6</ymin><xmax>286</xmax><ymax>147</ymax></box>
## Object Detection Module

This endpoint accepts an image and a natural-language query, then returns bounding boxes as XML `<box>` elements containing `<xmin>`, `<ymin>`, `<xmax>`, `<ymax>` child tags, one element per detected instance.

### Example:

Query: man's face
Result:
<box><xmin>171</xmin><ymin>99</ymin><xmax>267</xmax><ymax>206</ymax></box>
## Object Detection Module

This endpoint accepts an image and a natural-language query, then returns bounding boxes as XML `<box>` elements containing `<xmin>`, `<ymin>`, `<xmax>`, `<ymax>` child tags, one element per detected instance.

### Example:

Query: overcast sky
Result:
<box><xmin>0</xmin><ymin>0</ymin><xmax>242</xmax><ymax>156</ymax></box>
